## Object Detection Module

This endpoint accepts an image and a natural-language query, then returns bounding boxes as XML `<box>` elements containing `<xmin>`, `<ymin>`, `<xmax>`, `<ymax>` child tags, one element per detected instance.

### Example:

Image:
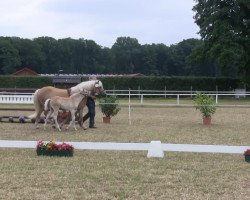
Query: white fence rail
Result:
<box><xmin>0</xmin><ymin>94</ymin><xmax>34</xmax><ymax>104</ymax></box>
<box><xmin>0</xmin><ymin>140</ymin><xmax>249</xmax><ymax>155</ymax></box>
<box><xmin>0</xmin><ymin>90</ymin><xmax>249</xmax><ymax>105</ymax></box>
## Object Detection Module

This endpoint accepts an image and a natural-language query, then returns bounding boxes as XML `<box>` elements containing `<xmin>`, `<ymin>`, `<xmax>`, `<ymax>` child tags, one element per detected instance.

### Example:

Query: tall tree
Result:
<box><xmin>112</xmin><ymin>37</ymin><xmax>141</xmax><ymax>73</ymax></box>
<box><xmin>0</xmin><ymin>39</ymin><xmax>21</xmax><ymax>74</ymax></box>
<box><xmin>34</xmin><ymin>37</ymin><xmax>60</xmax><ymax>73</ymax></box>
<box><xmin>193</xmin><ymin>0</ymin><xmax>250</xmax><ymax>80</ymax></box>
<box><xmin>11</xmin><ymin>38</ymin><xmax>45</xmax><ymax>73</ymax></box>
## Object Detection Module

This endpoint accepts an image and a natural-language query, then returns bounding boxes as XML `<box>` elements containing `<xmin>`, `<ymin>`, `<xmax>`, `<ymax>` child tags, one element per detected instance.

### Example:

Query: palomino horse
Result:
<box><xmin>44</xmin><ymin>89</ymin><xmax>89</xmax><ymax>131</ymax></box>
<box><xmin>28</xmin><ymin>80</ymin><xmax>106</xmax><ymax>128</ymax></box>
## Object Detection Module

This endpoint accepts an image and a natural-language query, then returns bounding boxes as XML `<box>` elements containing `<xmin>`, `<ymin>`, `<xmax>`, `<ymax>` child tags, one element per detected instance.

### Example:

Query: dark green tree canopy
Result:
<box><xmin>0</xmin><ymin>36</ymin><xmax>233</xmax><ymax>77</ymax></box>
<box><xmin>192</xmin><ymin>0</ymin><xmax>250</xmax><ymax>80</ymax></box>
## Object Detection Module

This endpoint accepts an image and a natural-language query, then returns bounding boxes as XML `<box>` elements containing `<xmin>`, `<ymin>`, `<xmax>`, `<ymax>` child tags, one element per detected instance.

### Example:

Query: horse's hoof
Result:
<box><xmin>35</xmin><ymin>126</ymin><xmax>40</xmax><ymax>129</ymax></box>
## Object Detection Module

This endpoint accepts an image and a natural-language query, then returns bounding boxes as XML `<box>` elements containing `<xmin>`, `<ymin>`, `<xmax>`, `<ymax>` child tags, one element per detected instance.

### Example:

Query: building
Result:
<box><xmin>12</xmin><ymin>67</ymin><xmax>38</xmax><ymax>76</ymax></box>
<box><xmin>52</xmin><ymin>75</ymin><xmax>81</xmax><ymax>88</ymax></box>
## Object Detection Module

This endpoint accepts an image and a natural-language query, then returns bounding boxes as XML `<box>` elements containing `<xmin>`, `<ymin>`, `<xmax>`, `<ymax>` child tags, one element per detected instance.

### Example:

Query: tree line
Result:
<box><xmin>0</xmin><ymin>36</ymin><xmax>236</xmax><ymax>77</ymax></box>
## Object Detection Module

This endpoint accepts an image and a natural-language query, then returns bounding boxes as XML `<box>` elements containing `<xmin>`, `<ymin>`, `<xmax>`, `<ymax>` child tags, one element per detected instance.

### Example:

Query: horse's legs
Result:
<box><xmin>59</xmin><ymin>112</ymin><xmax>71</xmax><ymax>129</ymax></box>
<box><xmin>44</xmin><ymin>109</ymin><xmax>52</xmax><ymax>130</ymax></box>
<box><xmin>67</xmin><ymin>110</ymin><xmax>77</xmax><ymax>131</ymax></box>
<box><xmin>77</xmin><ymin>107</ymin><xmax>87</xmax><ymax>130</ymax></box>
<box><xmin>35</xmin><ymin>109</ymin><xmax>43</xmax><ymax>129</ymax></box>
<box><xmin>52</xmin><ymin>109</ymin><xmax>61</xmax><ymax>131</ymax></box>
<box><xmin>78</xmin><ymin>107</ymin><xmax>83</xmax><ymax>127</ymax></box>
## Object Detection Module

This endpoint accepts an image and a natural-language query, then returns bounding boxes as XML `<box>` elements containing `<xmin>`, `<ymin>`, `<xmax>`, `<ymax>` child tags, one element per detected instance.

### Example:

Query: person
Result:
<box><xmin>82</xmin><ymin>75</ymin><xmax>97</xmax><ymax>128</ymax></box>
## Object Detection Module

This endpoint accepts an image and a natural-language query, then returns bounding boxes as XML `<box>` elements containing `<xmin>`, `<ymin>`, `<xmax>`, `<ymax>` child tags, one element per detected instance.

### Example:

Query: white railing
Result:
<box><xmin>0</xmin><ymin>94</ymin><xmax>34</xmax><ymax>104</ymax></box>
<box><xmin>0</xmin><ymin>90</ymin><xmax>249</xmax><ymax>105</ymax></box>
<box><xmin>0</xmin><ymin>140</ymin><xmax>248</xmax><ymax>155</ymax></box>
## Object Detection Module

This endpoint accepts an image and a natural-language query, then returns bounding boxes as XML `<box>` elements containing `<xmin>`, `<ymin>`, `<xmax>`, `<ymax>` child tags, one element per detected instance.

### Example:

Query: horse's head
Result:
<box><xmin>93</xmin><ymin>80</ymin><xmax>106</xmax><ymax>96</ymax></box>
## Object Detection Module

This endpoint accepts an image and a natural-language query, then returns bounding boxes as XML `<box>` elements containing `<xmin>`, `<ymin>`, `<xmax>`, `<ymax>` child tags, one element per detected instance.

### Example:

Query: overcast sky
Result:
<box><xmin>0</xmin><ymin>0</ymin><xmax>200</xmax><ymax>47</ymax></box>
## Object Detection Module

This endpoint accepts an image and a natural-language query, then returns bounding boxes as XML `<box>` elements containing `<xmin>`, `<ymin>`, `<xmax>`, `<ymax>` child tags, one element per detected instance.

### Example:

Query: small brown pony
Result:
<box><xmin>44</xmin><ymin>89</ymin><xmax>89</xmax><ymax>131</ymax></box>
<box><xmin>28</xmin><ymin>80</ymin><xmax>106</xmax><ymax>129</ymax></box>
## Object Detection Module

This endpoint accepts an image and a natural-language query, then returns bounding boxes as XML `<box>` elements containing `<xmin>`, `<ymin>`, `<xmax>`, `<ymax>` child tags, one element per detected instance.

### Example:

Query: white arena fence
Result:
<box><xmin>0</xmin><ymin>140</ymin><xmax>249</xmax><ymax>158</ymax></box>
<box><xmin>0</xmin><ymin>89</ymin><xmax>249</xmax><ymax>106</ymax></box>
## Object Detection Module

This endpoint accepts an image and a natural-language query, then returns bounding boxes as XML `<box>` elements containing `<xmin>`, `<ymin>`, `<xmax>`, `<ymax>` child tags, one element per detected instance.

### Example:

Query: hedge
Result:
<box><xmin>0</xmin><ymin>76</ymin><xmax>52</xmax><ymax>88</ymax></box>
<box><xmin>0</xmin><ymin>75</ymin><xmax>239</xmax><ymax>91</ymax></box>
<box><xmin>99</xmin><ymin>76</ymin><xmax>239</xmax><ymax>91</ymax></box>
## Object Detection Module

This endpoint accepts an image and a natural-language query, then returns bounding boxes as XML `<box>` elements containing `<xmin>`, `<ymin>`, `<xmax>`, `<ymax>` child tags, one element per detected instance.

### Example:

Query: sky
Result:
<box><xmin>0</xmin><ymin>0</ymin><xmax>200</xmax><ymax>48</ymax></box>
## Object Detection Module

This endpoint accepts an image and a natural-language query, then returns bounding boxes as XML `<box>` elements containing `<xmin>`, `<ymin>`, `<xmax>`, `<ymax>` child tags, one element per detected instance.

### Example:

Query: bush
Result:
<box><xmin>193</xmin><ymin>93</ymin><xmax>216</xmax><ymax>118</ymax></box>
<box><xmin>99</xmin><ymin>95</ymin><xmax>120</xmax><ymax>117</ymax></box>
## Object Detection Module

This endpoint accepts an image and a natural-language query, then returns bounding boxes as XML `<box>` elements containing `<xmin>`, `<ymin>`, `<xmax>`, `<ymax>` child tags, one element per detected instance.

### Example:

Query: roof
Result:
<box><xmin>40</xmin><ymin>73</ymin><xmax>145</xmax><ymax>77</ymax></box>
<box><xmin>53</xmin><ymin>76</ymin><xmax>81</xmax><ymax>84</ymax></box>
<box><xmin>12</xmin><ymin>67</ymin><xmax>38</xmax><ymax>76</ymax></box>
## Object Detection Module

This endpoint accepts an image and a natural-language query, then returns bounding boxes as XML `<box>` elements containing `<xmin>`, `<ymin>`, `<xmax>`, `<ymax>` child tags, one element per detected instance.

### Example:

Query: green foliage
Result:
<box><xmin>99</xmin><ymin>76</ymin><xmax>238</xmax><ymax>91</ymax></box>
<box><xmin>193</xmin><ymin>93</ymin><xmax>216</xmax><ymax>117</ymax></box>
<box><xmin>0</xmin><ymin>76</ymin><xmax>52</xmax><ymax>88</ymax></box>
<box><xmin>192</xmin><ymin>0</ymin><xmax>250</xmax><ymax>80</ymax></box>
<box><xmin>0</xmin><ymin>39</ymin><xmax>21</xmax><ymax>74</ymax></box>
<box><xmin>0</xmin><ymin>36</ymin><xmax>233</xmax><ymax>77</ymax></box>
<box><xmin>99</xmin><ymin>96</ymin><xmax>121</xmax><ymax>117</ymax></box>
<box><xmin>0</xmin><ymin>76</ymin><xmax>239</xmax><ymax>91</ymax></box>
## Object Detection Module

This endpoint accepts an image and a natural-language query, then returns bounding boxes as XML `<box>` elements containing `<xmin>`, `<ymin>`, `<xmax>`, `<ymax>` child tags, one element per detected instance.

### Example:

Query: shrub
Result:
<box><xmin>193</xmin><ymin>93</ymin><xmax>216</xmax><ymax>118</ymax></box>
<box><xmin>99</xmin><ymin>95</ymin><xmax>120</xmax><ymax>117</ymax></box>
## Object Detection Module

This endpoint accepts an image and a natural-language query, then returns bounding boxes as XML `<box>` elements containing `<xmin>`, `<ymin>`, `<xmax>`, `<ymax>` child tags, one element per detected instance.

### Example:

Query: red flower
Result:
<box><xmin>244</xmin><ymin>149</ymin><xmax>250</xmax><ymax>156</ymax></box>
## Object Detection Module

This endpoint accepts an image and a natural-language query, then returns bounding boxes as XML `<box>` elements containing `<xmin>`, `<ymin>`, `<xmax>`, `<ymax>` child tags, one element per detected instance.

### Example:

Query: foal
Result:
<box><xmin>44</xmin><ymin>90</ymin><xmax>89</xmax><ymax>131</ymax></box>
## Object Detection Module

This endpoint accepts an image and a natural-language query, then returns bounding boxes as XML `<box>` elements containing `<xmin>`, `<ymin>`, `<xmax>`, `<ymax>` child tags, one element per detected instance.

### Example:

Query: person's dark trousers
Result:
<box><xmin>82</xmin><ymin>97</ymin><xmax>96</xmax><ymax>128</ymax></box>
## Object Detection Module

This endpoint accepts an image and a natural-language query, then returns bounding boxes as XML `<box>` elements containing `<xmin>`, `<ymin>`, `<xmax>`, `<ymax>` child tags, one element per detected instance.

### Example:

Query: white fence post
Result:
<box><xmin>140</xmin><ymin>94</ymin><xmax>143</xmax><ymax>105</ymax></box>
<box><xmin>128</xmin><ymin>88</ymin><xmax>131</xmax><ymax>125</ymax></box>
<box><xmin>177</xmin><ymin>94</ymin><xmax>180</xmax><ymax>105</ymax></box>
<box><xmin>164</xmin><ymin>86</ymin><xmax>166</xmax><ymax>98</ymax></box>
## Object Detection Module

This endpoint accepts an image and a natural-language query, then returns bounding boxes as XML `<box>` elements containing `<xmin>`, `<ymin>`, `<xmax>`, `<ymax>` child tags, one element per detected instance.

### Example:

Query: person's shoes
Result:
<box><xmin>89</xmin><ymin>126</ymin><xmax>97</xmax><ymax>128</ymax></box>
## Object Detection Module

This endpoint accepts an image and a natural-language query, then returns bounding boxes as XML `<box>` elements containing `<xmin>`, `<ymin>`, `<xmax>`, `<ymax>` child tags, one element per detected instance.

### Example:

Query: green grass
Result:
<box><xmin>0</xmin><ymin>106</ymin><xmax>249</xmax><ymax>145</ymax></box>
<box><xmin>0</xmin><ymin>149</ymin><xmax>249</xmax><ymax>200</ymax></box>
<box><xmin>0</xmin><ymin>103</ymin><xmax>250</xmax><ymax>199</ymax></box>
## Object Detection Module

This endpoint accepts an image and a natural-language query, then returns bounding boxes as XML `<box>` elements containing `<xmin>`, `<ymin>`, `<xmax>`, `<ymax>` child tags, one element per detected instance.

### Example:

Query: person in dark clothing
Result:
<box><xmin>82</xmin><ymin>75</ymin><xmax>98</xmax><ymax>128</ymax></box>
<box><xmin>82</xmin><ymin>93</ymin><xmax>97</xmax><ymax>128</ymax></box>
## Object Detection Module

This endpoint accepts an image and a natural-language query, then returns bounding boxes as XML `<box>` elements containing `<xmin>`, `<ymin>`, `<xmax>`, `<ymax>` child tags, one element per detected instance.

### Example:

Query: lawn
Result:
<box><xmin>0</xmin><ymin>103</ymin><xmax>249</xmax><ymax>199</ymax></box>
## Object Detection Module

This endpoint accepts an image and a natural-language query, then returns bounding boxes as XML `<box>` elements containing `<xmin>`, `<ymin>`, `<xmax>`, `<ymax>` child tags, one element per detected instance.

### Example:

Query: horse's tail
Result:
<box><xmin>28</xmin><ymin>89</ymin><xmax>41</xmax><ymax>119</ymax></box>
<box><xmin>44</xmin><ymin>99</ymin><xmax>51</xmax><ymax>111</ymax></box>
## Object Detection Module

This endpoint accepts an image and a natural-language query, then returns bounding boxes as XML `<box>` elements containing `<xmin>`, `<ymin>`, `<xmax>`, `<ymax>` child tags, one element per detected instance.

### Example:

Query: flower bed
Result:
<box><xmin>36</xmin><ymin>140</ymin><xmax>74</xmax><ymax>157</ymax></box>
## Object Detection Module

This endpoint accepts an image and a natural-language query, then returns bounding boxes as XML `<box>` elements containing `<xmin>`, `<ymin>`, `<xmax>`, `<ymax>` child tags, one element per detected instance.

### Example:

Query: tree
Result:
<box><xmin>112</xmin><ymin>37</ymin><xmax>141</xmax><ymax>73</ymax></box>
<box><xmin>34</xmin><ymin>37</ymin><xmax>60</xmax><ymax>73</ymax></box>
<box><xmin>192</xmin><ymin>0</ymin><xmax>250</xmax><ymax>81</ymax></box>
<box><xmin>0</xmin><ymin>39</ymin><xmax>21</xmax><ymax>74</ymax></box>
<box><xmin>11</xmin><ymin>38</ymin><xmax>45</xmax><ymax>73</ymax></box>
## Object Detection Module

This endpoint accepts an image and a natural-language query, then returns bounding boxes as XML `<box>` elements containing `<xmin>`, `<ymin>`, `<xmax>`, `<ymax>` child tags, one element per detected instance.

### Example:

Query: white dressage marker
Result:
<box><xmin>147</xmin><ymin>141</ymin><xmax>164</xmax><ymax>158</ymax></box>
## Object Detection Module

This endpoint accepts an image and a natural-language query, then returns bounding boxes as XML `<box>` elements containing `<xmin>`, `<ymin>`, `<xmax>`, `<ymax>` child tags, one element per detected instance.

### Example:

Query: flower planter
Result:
<box><xmin>36</xmin><ymin>141</ymin><xmax>74</xmax><ymax>157</ymax></box>
<box><xmin>203</xmin><ymin>117</ymin><xmax>211</xmax><ymax>125</ymax></box>
<box><xmin>103</xmin><ymin>116</ymin><xmax>111</xmax><ymax>123</ymax></box>
<box><xmin>245</xmin><ymin>155</ymin><xmax>250</xmax><ymax>163</ymax></box>
<box><xmin>36</xmin><ymin>149</ymin><xmax>74</xmax><ymax>157</ymax></box>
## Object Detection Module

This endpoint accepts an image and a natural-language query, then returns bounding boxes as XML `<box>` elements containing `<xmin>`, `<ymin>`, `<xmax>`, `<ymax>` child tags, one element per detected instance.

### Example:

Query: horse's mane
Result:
<box><xmin>70</xmin><ymin>80</ymin><xmax>103</xmax><ymax>93</ymax></box>
<box><xmin>70</xmin><ymin>80</ymin><xmax>95</xmax><ymax>93</ymax></box>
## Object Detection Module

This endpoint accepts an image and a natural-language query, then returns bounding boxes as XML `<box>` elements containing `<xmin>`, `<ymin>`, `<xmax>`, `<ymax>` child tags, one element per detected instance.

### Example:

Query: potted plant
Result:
<box><xmin>193</xmin><ymin>93</ymin><xmax>216</xmax><ymax>125</ymax></box>
<box><xmin>244</xmin><ymin>149</ymin><xmax>250</xmax><ymax>163</ymax></box>
<box><xmin>99</xmin><ymin>95</ymin><xmax>120</xmax><ymax>123</ymax></box>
